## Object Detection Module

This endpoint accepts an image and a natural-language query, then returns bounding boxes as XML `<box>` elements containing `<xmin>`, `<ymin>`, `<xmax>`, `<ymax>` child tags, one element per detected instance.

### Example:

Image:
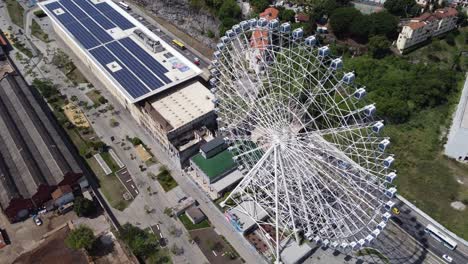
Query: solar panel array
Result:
<box><xmin>44</xmin><ymin>0</ymin><xmax>173</xmax><ymax>100</ymax></box>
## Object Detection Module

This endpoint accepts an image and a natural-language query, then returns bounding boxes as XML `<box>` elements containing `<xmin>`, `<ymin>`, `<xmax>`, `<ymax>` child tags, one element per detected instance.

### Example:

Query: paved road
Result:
<box><xmin>117</xmin><ymin>1</ymin><xmax>211</xmax><ymax>70</ymax></box>
<box><xmin>392</xmin><ymin>200</ymin><xmax>468</xmax><ymax>264</ymax></box>
<box><xmin>445</xmin><ymin>74</ymin><xmax>468</xmax><ymax>159</ymax></box>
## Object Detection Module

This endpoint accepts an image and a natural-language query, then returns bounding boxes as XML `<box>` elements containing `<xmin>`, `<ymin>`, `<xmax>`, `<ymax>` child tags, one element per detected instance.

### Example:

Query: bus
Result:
<box><xmin>118</xmin><ymin>1</ymin><xmax>130</xmax><ymax>10</ymax></box>
<box><xmin>172</xmin><ymin>39</ymin><xmax>186</xmax><ymax>50</ymax></box>
<box><xmin>424</xmin><ymin>224</ymin><xmax>457</xmax><ymax>250</ymax></box>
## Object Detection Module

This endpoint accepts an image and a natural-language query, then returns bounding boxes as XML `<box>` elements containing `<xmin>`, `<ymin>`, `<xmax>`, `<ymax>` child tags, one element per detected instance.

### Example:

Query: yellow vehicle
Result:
<box><xmin>172</xmin><ymin>39</ymin><xmax>186</xmax><ymax>50</ymax></box>
<box><xmin>392</xmin><ymin>207</ymin><xmax>400</xmax><ymax>215</ymax></box>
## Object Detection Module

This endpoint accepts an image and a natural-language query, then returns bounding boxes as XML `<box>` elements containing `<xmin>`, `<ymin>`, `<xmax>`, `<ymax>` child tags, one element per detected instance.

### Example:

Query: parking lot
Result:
<box><xmin>115</xmin><ymin>168</ymin><xmax>139</xmax><ymax>198</ymax></box>
<box><xmin>0</xmin><ymin>210</ymin><xmax>78</xmax><ymax>264</ymax></box>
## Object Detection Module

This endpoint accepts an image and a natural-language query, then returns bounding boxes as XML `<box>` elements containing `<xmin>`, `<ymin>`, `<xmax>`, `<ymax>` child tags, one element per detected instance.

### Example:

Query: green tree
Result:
<box><xmin>32</xmin><ymin>78</ymin><xmax>59</xmax><ymax>99</ymax></box>
<box><xmin>279</xmin><ymin>8</ymin><xmax>296</xmax><ymax>22</ymax></box>
<box><xmin>349</xmin><ymin>14</ymin><xmax>371</xmax><ymax>42</ymax></box>
<box><xmin>218</xmin><ymin>0</ymin><xmax>241</xmax><ymax>19</ymax></box>
<box><xmin>205</xmin><ymin>0</ymin><xmax>223</xmax><ymax>9</ymax></box>
<box><xmin>118</xmin><ymin>223</ymin><xmax>158</xmax><ymax>259</ymax></box>
<box><xmin>368</xmin><ymin>11</ymin><xmax>398</xmax><ymax>39</ymax></box>
<box><xmin>74</xmin><ymin>197</ymin><xmax>96</xmax><ymax>217</ymax></box>
<box><xmin>384</xmin><ymin>0</ymin><xmax>416</xmax><ymax>17</ymax></box>
<box><xmin>65</xmin><ymin>225</ymin><xmax>95</xmax><ymax>251</ymax></box>
<box><xmin>445</xmin><ymin>32</ymin><xmax>456</xmax><ymax>46</ymax></box>
<box><xmin>250</xmin><ymin>0</ymin><xmax>270</xmax><ymax>13</ymax></box>
<box><xmin>368</xmin><ymin>35</ymin><xmax>391</xmax><ymax>59</ymax></box>
<box><xmin>345</xmin><ymin>55</ymin><xmax>459</xmax><ymax>123</ymax></box>
<box><xmin>329</xmin><ymin>7</ymin><xmax>360</xmax><ymax>38</ymax></box>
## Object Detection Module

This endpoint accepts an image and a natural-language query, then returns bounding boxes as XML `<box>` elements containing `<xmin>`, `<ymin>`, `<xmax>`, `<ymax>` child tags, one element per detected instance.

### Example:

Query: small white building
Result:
<box><xmin>280</xmin><ymin>238</ymin><xmax>313</xmax><ymax>264</ymax></box>
<box><xmin>396</xmin><ymin>7</ymin><xmax>458</xmax><ymax>53</ymax></box>
<box><xmin>225</xmin><ymin>200</ymin><xmax>268</xmax><ymax>234</ymax></box>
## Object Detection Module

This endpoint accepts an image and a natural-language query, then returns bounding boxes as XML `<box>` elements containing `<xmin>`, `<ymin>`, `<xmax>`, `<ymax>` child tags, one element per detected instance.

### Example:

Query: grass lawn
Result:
<box><xmin>31</xmin><ymin>19</ymin><xmax>49</xmax><ymax>42</ymax></box>
<box><xmin>387</xmin><ymin>105</ymin><xmax>468</xmax><ymax>239</ymax></box>
<box><xmin>156</xmin><ymin>169</ymin><xmax>178</xmax><ymax>192</ymax></box>
<box><xmin>406</xmin><ymin>28</ymin><xmax>468</xmax><ymax>72</ymax></box>
<box><xmin>214</xmin><ymin>191</ymin><xmax>234</xmax><ymax>212</ymax></box>
<box><xmin>65</xmin><ymin>128</ymin><xmax>89</xmax><ymax>155</ymax></box>
<box><xmin>101</xmin><ymin>150</ymin><xmax>120</xmax><ymax>172</ymax></box>
<box><xmin>178</xmin><ymin>213</ymin><xmax>211</xmax><ymax>230</ymax></box>
<box><xmin>87</xmin><ymin>157</ymin><xmax>130</xmax><ymax>211</ymax></box>
<box><xmin>5</xmin><ymin>0</ymin><xmax>24</xmax><ymax>28</ymax></box>
<box><xmin>12</xmin><ymin>41</ymin><xmax>33</xmax><ymax>58</ymax></box>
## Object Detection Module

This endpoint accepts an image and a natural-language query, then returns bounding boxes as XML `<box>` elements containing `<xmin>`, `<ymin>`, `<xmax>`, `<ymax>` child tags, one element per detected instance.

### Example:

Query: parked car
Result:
<box><xmin>33</xmin><ymin>217</ymin><xmax>42</xmax><ymax>226</ymax></box>
<box><xmin>392</xmin><ymin>207</ymin><xmax>400</xmax><ymax>215</ymax></box>
<box><xmin>193</xmin><ymin>57</ymin><xmax>200</xmax><ymax>66</ymax></box>
<box><xmin>442</xmin><ymin>254</ymin><xmax>453</xmax><ymax>263</ymax></box>
<box><xmin>0</xmin><ymin>229</ymin><xmax>7</xmax><ymax>249</ymax></box>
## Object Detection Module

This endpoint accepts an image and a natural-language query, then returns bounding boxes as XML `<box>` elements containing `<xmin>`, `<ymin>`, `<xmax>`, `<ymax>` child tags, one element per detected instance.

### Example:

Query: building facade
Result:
<box><xmin>396</xmin><ymin>8</ymin><xmax>458</xmax><ymax>52</ymax></box>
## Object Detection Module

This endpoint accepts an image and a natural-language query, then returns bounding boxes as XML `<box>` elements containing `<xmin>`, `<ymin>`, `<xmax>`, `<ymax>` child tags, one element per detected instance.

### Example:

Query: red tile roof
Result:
<box><xmin>51</xmin><ymin>185</ymin><xmax>72</xmax><ymax>200</ymax></box>
<box><xmin>434</xmin><ymin>7</ymin><xmax>458</xmax><ymax>19</ymax></box>
<box><xmin>412</xmin><ymin>7</ymin><xmax>458</xmax><ymax>22</ymax></box>
<box><xmin>408</xmin><ymin>21</ymin><xmax>427</xmax><ymax>30</ymax></box>
<box><xmin>260</xmin><ymin>7</ymin><xmax>279</xmax><ymax>21</ymax></box>
<box><xmin>295</xmin><ymin>13</ymin><xmax>310</xmax><ymax>22</ymax></box>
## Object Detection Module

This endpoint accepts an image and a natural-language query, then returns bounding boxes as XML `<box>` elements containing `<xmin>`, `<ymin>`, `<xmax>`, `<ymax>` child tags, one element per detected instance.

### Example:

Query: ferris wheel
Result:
<box><xmin>210</xmin><ymin>18</ymin><xmax>398</xmax><ymax>262</ymax></box>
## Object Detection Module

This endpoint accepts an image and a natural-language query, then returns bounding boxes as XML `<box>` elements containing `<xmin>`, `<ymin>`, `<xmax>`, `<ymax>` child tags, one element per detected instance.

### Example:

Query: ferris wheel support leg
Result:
<box><xmin>220</xmin><ymin>145</ymin><xmax>275</xmax><ymax>207</ymax></box>
<box><xmin>273</xmin><ymin>145</ymin><xmax>281</xmax><ymax>263</ymax></box>
<box><xmin>278</xmin><ymin>147</ymin><xmax>301</xmax><ymax>244</ymax></box>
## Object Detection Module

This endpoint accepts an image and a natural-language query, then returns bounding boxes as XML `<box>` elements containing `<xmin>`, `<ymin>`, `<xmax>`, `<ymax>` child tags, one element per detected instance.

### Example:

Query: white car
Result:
<box><xmin>442</xmin><ymin>254</ymin><xmax>453</xmax><ymax>263</ymax></box>
<box><xmin>34</xmin><ymin>217</ymin><xmax>42</xmax><ymax>226</ymax></box>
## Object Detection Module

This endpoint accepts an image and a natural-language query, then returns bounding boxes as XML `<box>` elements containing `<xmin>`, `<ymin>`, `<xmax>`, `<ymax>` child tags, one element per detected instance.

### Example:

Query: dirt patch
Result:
<box><xmin>13</xmin><ymin>225</ymin><xmax>88</xmax><ymax>264</ymax></box>
<box><xmin>189</xmin><ymin>228</ymin><xmax>242</xmax><ymax>264</ymax></box>
<box><xmin>63</xmin><ymin>103</ymin><xmax>90</xmax><ymax>128</ymax></box>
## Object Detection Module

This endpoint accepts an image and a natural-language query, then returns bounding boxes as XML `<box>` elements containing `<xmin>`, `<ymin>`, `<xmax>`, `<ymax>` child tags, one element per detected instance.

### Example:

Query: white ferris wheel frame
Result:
<box><xmin>210</xmin><ymin>17</ymin><xmax>398</xmax><ymax>263</ymax></box>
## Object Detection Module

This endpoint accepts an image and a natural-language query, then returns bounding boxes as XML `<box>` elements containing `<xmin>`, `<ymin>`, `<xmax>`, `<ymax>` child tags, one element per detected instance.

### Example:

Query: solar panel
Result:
<box><xmin>43</xmin><ymin>0</ymin><xmax>198</xmax><ymax>102</ymax></box>
<box><xmin>66</xmin><ymin>22</ymin><xmax>101</xmax><ymax>49</ymax></box>
<box><xmin>119</xmin><ymin>38</ymin><xmax>171</xmax><ymax>84</ymax></box>
<box><xmin>70</xmin><ymin>0</ymin><xmax>116</xmax><ymax>29</ymax></box>
<box><xmin>106</xmin><ymin>41</ymin><xmax>164</xmax><ymax>90</ymax></box>
<box><xmin>89</xmin><ymin>47</ymin><xmax>151</xmax><ymax>98</ymax></box>
<box><xmin>45</xmin><ymin>2</ymin><xmax>75</xmax><ymax>25</ymax></box>
<box><xmin>59</xmin><ymin>0</ymin><xmax>88</xmax><ymax>20</ymax></box>
<box><xmin>80</xmin><ymin>18</ymin><xmax>113</xmax><ymax>43</ymax></box>
<box><xmin>93</xmin><ymin>2</ymin><xmax>135</xmax><ymax>30</ymax></box>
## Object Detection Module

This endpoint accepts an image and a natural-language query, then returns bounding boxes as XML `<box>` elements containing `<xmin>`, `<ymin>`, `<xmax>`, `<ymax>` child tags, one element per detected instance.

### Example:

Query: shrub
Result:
<box><xmin>65</xmin><ymin>225</ymin><xmax>95</xmax><ymax>251</ymax></box>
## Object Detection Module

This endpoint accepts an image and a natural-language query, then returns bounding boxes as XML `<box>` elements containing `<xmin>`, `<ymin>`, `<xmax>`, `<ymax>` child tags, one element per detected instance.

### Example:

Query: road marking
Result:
<box><xmin>212</xmin><ymin>251</ymin><xmax>217</xmax><ymax>256</ymax></box>
<box><xmin>390</xmin><ymin>221</ymin><xmax>447</xmax><ymax>264</ymax></box>
<box><xmin>126</xmin><ymin>179</ymin><xmax>131</xmax><ymax>182</ymax></box>
<box><xmin>156</xmin><ymin>224</ymin><xmax>160</xmax><ymax>230</ymax></box>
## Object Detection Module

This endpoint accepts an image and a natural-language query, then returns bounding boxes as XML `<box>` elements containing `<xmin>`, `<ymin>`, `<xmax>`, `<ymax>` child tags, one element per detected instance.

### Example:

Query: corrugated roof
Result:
<box><xmin>0</xmin><ymin>73</ymin><xmax>82</xmax><ymax>210</ymax></box>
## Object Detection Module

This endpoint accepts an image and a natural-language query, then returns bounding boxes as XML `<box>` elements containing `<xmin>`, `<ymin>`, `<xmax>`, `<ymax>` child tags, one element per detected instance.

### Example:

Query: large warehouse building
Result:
<box><xmin>0</xmin><ymin>56</ymin><xmax>83</xmax><ymax>222</ymax></box>
<box><xmin>39</xmin><ymin>0</ymin><xmax>216</xmax><ymax>166</ymax></box>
